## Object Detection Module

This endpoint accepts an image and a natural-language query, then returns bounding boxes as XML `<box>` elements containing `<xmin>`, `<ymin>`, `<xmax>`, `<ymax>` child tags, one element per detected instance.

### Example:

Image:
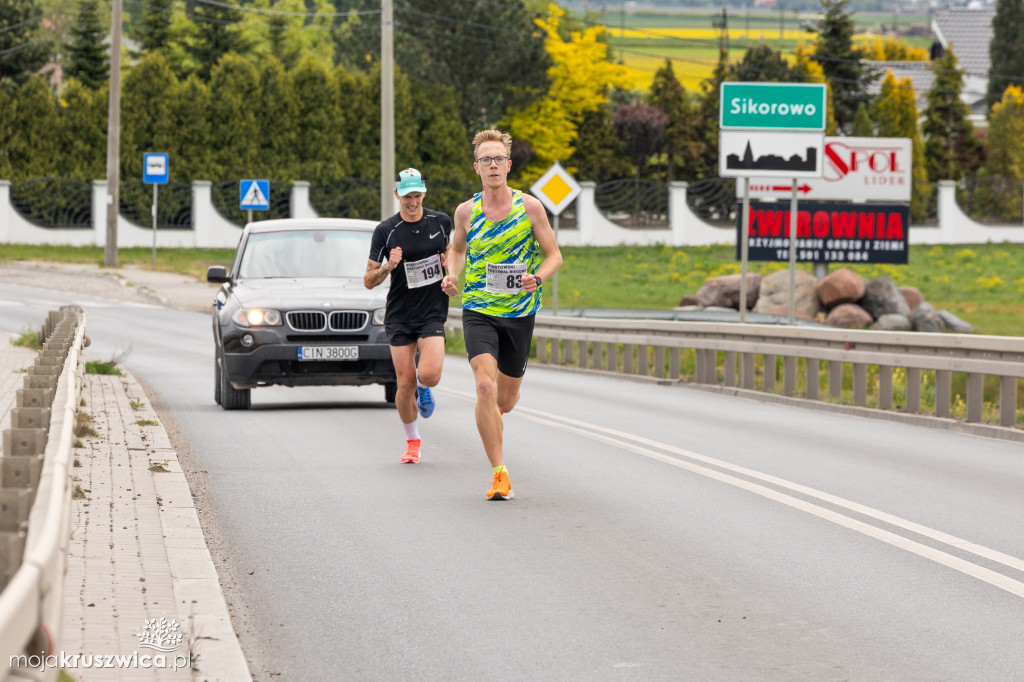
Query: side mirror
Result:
<box><xmin>207</xmin><ymin>266</ymin><xmax>229</xmax><ymax>283</ymax></box>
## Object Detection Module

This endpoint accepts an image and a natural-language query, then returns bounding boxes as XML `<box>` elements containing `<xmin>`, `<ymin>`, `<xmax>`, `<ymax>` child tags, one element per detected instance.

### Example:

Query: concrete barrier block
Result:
<box><xmin>24</xmin><ymin>374</ymin><xmax>56</xmax><ymax>392</ymax></box>
<box><xmin>16</xmin><ymin>388</ymin><xmax>51</xmax><ymax>409</ymax></box>
<box><xmin>0</xmin><ymin>457</ymin><xmax>42</xmax><ymax>490</ymax></box>
<box><xmin>26</xmin><ymin>365</ymin><xmax>58</xmax><ymax>376</ymax></box>
<box><xmin>0</xmin><ymin>531</ymin><xmax>27</xmax><ymax>591</ymax></box>
<box><xmin>34</xmin><ymin>355</ymin><xmax>63</xmax><ymax>367</ymax></box>
<box><xmin>0</xmin><ymin>489</ymin><xmax>33</xmax><ymax>533</ymax></box>
<box><xmin>11</xmin><ymin>408</ymin><xmax>50</xmax><ymax>431</ymax></box>
<box><xmin>2</xmin><ymin>429</ymin><xmax>47</xmax><ymax>456</ymax></box>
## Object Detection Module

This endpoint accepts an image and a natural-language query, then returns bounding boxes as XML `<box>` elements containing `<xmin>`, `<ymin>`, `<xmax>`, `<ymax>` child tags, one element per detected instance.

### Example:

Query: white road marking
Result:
<box><xmin>439</xmin><ymin>387</ymin><xmax>1024</xmax><ymax>599</ymax></box>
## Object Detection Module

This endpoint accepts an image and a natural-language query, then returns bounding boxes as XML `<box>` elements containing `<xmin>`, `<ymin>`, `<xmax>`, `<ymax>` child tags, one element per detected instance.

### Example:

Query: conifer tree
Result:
<box><xmin>169</xmin><ymin>75</ymin><xmax>214</xmax><ymax>180</ymax></box>
<box><xmin>648</xmin><ymin>60</ymin><xmax>704</xmax><ymax>183</ymax></box>
<box><xmin>694</xmin><ymin>48</ymin><xmax>730</xmax><ymax>180</ymax></box>
<box><xmin>986</xmin><ymin>85</ymin><xmax>1024</xmax><ymax>181</ymax></box>
<box><xmin>0</xmin><ymin>88</ymin><xmax>14</xmax><ymax>178</ymax></box>
<box><xmin>570</xmin><ymin>105</ymin><xmax>631</xmax><ymax>182</ymax></box>
<box><xmin>256</xmin><ymin>57</ymin><xmax>299</xmax><ymax>183</ymax></box>
<box><xmin>335</xmin><ymin>65</ymin><xmax>376</xmax><ymax>180</ymax></box>
<box><xmin>129</xmin><ymin>0</ymin><xmax>173</xmax><ymax>57</ymax></box>
<box><xmin>189</xmin><ymin>2</ymin><xmax>250</xmax><ymax>81</ymax></box>
<box><xmin>851</xmin><ymin>104</ymin><xmax>874</xmax><ymax>136</ymax></box>
<box><xmin>923</xmin><ymin>46</ymin><xmax>982</xmax><ymax>183</ymax></box>
<box><xmin>121</xmin><ymin>53</ymin><xmax>177</xmax><ymax>181</ymax></box>
<box><xmin>56</xmin><ymin>78</ymin><xmax>106</xmax><ymax>180</ymax></box>
<box><xmin>0</xmin><ymin>0</ymin><xmax>54</xmax><ymax>90</ymax></box>
<box><xmin>291</xmin><ymin>56</ymin><xmax>345</xmax><ymax>183</ymax></box>
<box><xmin>873</xmin><ymin>70</ymin><xmax>929</xmax><ymax>221</ymax></box>
<box><xmin>6</xmin><ymin>76</ymin><xmax>60</xmax><ymax>179</ymax></box>
<box><xmin>987</xmin><ymin>0</ymin><xmax>1024</xmax><ymax>109</ymax></box>
<box><xmin>66</xmin><ymin>0</ymin><xmax>109</xmax><ymax>89</ymax></box>
<box><xmin>813</xmin><ymin>0</ymin><xmax>877</xmax><ymax>133</ymax></box>
<box><xmin>208</xmin><ymin>54</ymin><xmax>260</xmax><ymax>179</ymax></box>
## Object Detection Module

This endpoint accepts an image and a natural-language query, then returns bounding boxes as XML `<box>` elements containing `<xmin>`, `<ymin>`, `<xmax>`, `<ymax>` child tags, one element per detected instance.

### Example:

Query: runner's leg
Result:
<box><xmin>469</xmin><ymin>353</ymin><xmax>504</xmax><ymax>468</ymax></box>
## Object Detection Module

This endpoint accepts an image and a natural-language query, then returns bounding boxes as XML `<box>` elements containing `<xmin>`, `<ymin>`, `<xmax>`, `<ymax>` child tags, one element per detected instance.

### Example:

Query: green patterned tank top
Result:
<box><xmin>462</xmin><ymin>190</ymin><xmax>541</xmax><ymax>318</ymax></box>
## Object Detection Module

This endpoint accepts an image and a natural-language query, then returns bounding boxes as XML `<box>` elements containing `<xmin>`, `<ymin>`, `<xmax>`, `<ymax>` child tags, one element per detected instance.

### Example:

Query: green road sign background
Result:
<box><xmin>720</xmin><ymin>83</ymin><xmax>827</xmax><ymax>131</ymax></box>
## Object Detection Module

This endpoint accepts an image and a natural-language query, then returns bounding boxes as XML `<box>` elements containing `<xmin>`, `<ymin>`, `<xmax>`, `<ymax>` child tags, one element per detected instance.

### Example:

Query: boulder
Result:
<box><xmin>695</xmin><ymin>273</ymin><xmax>761</xmax><ymax>310</ymax></box>
<box><xmin>826</xmin><ymin>303</ymin><xmax>873</xmax><ymax>329</ymax></box>
<box><xmin>678</xmin><ymin>295</ymin><xmax>701</xmax><ymax>308</ymax></box>
<box><xmin>937</xmin><ymin>309</ymin><xmax>975</xmax><ymax>333</ymax></box>
<box><xmin>870</xmin><ymin>313</ymin><xmax>913</xmax><ymax>331</ymax></box>
<box><xmin>911</xmin><ymin>301</ymin><xmax>946</xmax><ymax>332</ymax></box>
<box><xmin>898</xmin><ymin>286</ymin><xmax>924</xmax><ymax>313</ymax></box>
<box><xmin>858</xmin><ymin>276</ymin><xmax>911</xmax><ymax>320</ymax></box>
<box><xmin>815</xmin><ymin>268</ymin><xmax>866</xmax><ymax>308</ymax></box>
<box><xmin>753</xmin><ymin>270</ymin><xmax>822</xmax><ymax>319</ymax></box>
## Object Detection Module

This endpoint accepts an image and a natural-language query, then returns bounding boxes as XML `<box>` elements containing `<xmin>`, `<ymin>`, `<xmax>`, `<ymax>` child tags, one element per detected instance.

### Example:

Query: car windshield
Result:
<box><xmin>237</xmin><ymin>230</ymin><xmax>369</xmax><ymax>279</ymax></box>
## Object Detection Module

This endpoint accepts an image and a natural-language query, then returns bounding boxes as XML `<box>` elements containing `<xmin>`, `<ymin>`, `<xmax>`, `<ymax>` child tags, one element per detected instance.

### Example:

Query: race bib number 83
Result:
<box><xmin>404</xmin><ymin>254</ymin><xmax>443</xmax><ymax>289</ymax></box>
<box><xmin>484</xmin><ymin>262</ymin><xmax>528</xmax><ymax>295</ymax></box>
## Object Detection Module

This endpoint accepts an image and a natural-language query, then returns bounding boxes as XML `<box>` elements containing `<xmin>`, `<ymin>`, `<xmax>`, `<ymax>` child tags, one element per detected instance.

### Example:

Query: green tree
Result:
<box><xmin>188</xmin><ymin>1</ymin><xmax>251</xmax><ymax>81</ymax></box>
<box><xmin>255</xmin><ymin>57</ymin><xmax>299</xmax><ymax>182</ymax></box>
<box><xmin>6</xmin><ymin>76</ymin><xmax>60</xmax><ymax>179</ymax></box>
<box><xmin>291</xmin><ymin>56</ymin><xmax>345</xmax><ymax>183</ymax></box>
<box><xmin>851</xmin><ymin>103</ymin><xmax>874</xmax><ymax>136</ymax></box>
<box><xmin>129</xmin><ymin>0</ymin><xmax>173</xmax><ymax>57</ymax></box>
<box><xmin>335</xmin><ymin>65</ymin><xmax>376</xmax><ymax>179</ymax></box>
<box><xmin>569</xmin><ymin>105</ymin><xmax>631</xmax><ymax>182</ymax></box>
<box><xmin>56</xmin><ymin>78</ymin><xmax>106</xmax><ymax>179</ymax></box>
<box><xmin>408</xmin><ymin>83</ymin><xmax>474</xmax><ymax>212</ymax></box>
<box><xmin>874</xmin><ymin>70</ymin><xmax>929</xmax><ymax>221</ymax></box>
<box><xmin>0</xmin><ymin>88</ymin><xmax>14</xmax><ymax>178</ymax></box>
<box><xmin>0</xmin><ymin>0</ymin><xmax>55</xmax><ymax>91</ymax></box>
<box><xmin>334</xmin><ymin>0</ymin><xmax>549</xmax><ymax>134</ymax></box>
<box><xmin>922</xmin><ymin>45</ymin><xmax>982</xmax><ymax>183</ymax></box>
<box><xmin>648</xmin><ymin>60</ymin><xmax>704</xmax><ymax>183</ymax></box>
<box><xmin>987</xmin><ymin>0</ymin><xmax>1024</xmax><ymax>109</ymax></box>
<box><xmin>730</xmin><ymin>44</ymin><xmax>802</xmax><ymax>83</ymax></box>
<box><xmin>208</xmin><ymin>54</ymin><xmax>260</xmax><ymax>180</ymax></box>
<box><xmin>505</xmin><ymin>5</ymin><xmax>633</xmax><ymax>181</ymax></box>
<box><xmin>169</xmin><ymin>75</ymin><xmax>214</xmax><ymax>180</ymax></box>
<box><xmin>121</xmin><ymin>53</ymin><xmax>178</xmax><ymax>182</ymax></box>
<box><xmin>813</xmin><ymin>0</ymin><xmax>877</xmax><ymax>134</ymax></box>
<box><xmin>694</xmin><ymin>47</ymin><xmax>730</xmax><ymax>180</ymax></box>
<box><xmin>66</xmin><ymin>0</ymin><xmax>109</xmax><ymax>89</ymax></box>
<box><xmin>986</xmin><ymin>85</ymin><xmax>1024</xmax><ymax>181</ymax></box>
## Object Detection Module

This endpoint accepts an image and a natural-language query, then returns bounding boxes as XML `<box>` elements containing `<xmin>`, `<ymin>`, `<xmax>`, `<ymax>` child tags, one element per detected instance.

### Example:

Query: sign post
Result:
<box><xmin>240</xmin><ymin>179</ymin><xmax>270</xmax><ymax>225</ymax></box>
<box><xmin>143</xmin><ymin>153</ymin><xmax>169</xmax><ymax>265</ymax></box>
<box><xmin>530</xmin><ymin>162</ymin><xmax>581</xmax><ymax>316</ymax></box>
<box><xmin>719</xmin><ymin>82</ymin><xmax>826</xmax><ymax>324</ymax></box>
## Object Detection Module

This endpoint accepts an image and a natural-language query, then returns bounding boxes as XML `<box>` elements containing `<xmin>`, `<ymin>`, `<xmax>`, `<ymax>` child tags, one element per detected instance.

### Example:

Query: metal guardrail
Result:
<box><xmin>0</xmin><ymin>307</ymin><xmax>86</xmax><ymax>681</ymax></box>
<box><xmin>447</xmin><ymin>308</ymin><xmax>1023</xmax><ymax>439</ymax></box>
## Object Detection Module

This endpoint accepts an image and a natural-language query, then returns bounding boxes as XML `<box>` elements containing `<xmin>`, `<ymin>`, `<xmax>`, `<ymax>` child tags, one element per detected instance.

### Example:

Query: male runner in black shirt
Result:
<box><xmin>365</xmin><ymin>168</ymin><xmax>453</xmax><ymax>463</ymax></box>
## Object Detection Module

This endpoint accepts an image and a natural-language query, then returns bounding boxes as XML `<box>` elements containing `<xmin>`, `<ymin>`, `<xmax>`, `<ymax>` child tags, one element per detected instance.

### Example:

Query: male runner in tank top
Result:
<box><xmin>365</xmin><ymin>168</ymin><xmax>452</xmax><ymax>464</ymax></box>
<box><xmin>441</xmin><ymin>130</ymin><xmax>563</xmax><ymax>500</ymax></box>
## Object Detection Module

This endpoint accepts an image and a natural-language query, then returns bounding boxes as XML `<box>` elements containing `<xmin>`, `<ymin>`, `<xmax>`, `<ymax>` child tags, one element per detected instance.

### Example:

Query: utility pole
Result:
<box><xmin>380</xmin><ymin>0</ymin><xmax>395</xmax><ymax>220</ymax></box>
<box><xmin>104</xmin><ymin>0</ymin><xmax>123</xmax><ymax>266</ymax></box>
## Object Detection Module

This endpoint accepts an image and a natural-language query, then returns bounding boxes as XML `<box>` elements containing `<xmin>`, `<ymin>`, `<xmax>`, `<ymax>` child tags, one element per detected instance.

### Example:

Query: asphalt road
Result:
<box><xmin>3</xmin><ymin>281</ymin><xmax>1024</xmax><ymax>681</ymax></box>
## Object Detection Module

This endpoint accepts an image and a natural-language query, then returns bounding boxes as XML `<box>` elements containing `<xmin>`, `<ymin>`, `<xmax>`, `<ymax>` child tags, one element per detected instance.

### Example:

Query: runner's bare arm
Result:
<box><xmin>363</xmin><ymin>248</ymin><xmax>402</xmax><ymax>289</ymax></box>
<box><xmin>442</xmin><ymin>201</ymin><xmax>471</xmax><ymax>296</ymax></box>
<box><xmin>522</xmin><ymin>194</ymin><xmax>563</xmax><ymax>293</ymax></box>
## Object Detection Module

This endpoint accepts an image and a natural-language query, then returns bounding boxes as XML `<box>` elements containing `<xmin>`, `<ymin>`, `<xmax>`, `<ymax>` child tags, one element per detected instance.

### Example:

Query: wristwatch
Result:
<box><xmin>535</xmin><ymin>273</ymin><xmax>543</xmax><ymax>286</ymax></box>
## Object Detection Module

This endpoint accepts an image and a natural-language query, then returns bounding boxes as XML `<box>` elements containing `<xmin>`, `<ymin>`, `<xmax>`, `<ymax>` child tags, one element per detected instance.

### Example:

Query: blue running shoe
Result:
<box><xmin>416</xmin><ymin>386</ymin><xmax>435</xmax><ymax>418</ymax></box>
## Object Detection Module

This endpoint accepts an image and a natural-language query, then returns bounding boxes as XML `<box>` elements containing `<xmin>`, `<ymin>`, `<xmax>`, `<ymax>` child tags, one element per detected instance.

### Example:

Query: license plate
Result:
<box><xmin>298</xmin><ymin>346</ymin><xmax>359</xmax><ymax>361</ymax></box>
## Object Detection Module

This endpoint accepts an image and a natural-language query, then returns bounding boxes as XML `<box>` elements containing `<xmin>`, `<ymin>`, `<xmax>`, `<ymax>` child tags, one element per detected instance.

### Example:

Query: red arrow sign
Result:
<box><xmin>766</xmin><ymin>184</ymin><xmax>812</xmax><ymax>193</ymax></box>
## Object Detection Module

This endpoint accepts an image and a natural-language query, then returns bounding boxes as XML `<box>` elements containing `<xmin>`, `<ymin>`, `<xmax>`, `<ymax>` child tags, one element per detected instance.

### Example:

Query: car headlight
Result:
<box><xmin>372</xmin><ymin>308</ymin><xmax>386</xmax><ymax>325</ymax></box>
<box><xmin>232</xmin><ymin>308</ymin><xmax>282</xmax><ymax>327</ymax></box>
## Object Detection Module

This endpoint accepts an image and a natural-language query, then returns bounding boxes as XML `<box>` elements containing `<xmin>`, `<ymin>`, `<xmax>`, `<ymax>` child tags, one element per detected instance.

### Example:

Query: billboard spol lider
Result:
<box><xmin>736</xmin><ymin>201</ymin><xmax>910</xmax><ymax>264</ymax></box>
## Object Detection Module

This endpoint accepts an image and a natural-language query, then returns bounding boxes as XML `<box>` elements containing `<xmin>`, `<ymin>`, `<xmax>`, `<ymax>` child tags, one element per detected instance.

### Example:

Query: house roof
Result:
<box><xmin>864</xmin><ymin>60</ymin><xmax>936</xmax><ymax>111</ymax></box>
<box><xmin>930</xmin><ymin>7</ymin><xmax>994</xmax><ymax>81</ymax></box>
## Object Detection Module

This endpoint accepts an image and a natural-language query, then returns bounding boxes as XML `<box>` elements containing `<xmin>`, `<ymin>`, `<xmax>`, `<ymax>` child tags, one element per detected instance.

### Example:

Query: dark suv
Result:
<box><xmin>208</xmin><ymin>218</ymin><xmax>397</xmax><ymax>410</ymax></box>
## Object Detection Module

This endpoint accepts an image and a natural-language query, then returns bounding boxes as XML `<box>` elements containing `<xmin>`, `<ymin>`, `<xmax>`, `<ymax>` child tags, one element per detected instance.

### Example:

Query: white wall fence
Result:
<box><xmin>2</xmin><ymin>178</ymin><xmax>1024</xmax><ymax>249</ymax></box>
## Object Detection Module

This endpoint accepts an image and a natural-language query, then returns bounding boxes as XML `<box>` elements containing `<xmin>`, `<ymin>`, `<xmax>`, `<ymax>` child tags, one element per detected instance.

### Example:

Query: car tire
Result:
<box><xmin>384</xmin><ymin>382</ymin><xmax>397</xmax><ymax>404</ymax></box>
<box><xmin>214</xmin><ymin>352</ymin><xmax>222</xmax><ymax>405</ymax></box>
<box><xmin>218</xmin><ymin>349</ymin><xmax>251</xmax><ymax>410</ymax></box>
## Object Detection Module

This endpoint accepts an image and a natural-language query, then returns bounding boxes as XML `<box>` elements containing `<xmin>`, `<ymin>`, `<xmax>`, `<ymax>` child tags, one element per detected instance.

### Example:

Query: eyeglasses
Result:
<box><xmin>475</xmin><ymin>156</ymin><xmax>509</xmax><ymax>166</ymax></box>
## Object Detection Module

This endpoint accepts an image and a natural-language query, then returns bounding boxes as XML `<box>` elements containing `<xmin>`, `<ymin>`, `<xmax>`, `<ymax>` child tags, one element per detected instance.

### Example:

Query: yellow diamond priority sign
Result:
<box><xmin>531</xmin><ymin>162</ymin><xmax>581</xmax><ymax>216</ymax></box>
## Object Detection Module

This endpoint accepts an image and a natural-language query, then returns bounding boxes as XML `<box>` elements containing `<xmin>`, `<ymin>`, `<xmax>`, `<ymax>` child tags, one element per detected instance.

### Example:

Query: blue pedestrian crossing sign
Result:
<box><xmin>143</xmin><ymin>153</ymin><xmax>169</xmax><ymax>184</ymax></box>
<box><xmin>240</xmin><ymin>179</ymin><xmax>270</xmax><ymax>210</ymax></box>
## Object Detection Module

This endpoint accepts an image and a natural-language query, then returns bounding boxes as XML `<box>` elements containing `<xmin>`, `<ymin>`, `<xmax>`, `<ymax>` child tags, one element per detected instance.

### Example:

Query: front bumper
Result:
<box><xmin>221</xmin><ymin>332</ymin><xmax>396</xmax><ymax>389</ymax></box>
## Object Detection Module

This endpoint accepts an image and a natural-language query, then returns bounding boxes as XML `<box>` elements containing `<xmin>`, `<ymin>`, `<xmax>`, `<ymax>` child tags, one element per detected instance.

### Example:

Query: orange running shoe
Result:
<box><xmin>486</xmin><ymin>470</ymin><xmax>513</xmax><ymax>500</ymax></box>
<box><xmin>400</xmin><ymin>439</ymin><xmax>421</xmax><ymax>464</ymax></box>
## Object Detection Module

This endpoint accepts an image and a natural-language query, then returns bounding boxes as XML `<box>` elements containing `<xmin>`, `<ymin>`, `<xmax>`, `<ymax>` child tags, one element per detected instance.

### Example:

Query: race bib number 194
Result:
<box><xmin>484</xmin><ymin>262</ymin><xmax>528</xmax><ymax>295</ymax></box>
<box><xmin>404</xmin><ymin>254</ymin><xmax>443</xmax><ymax>289</ymax></box>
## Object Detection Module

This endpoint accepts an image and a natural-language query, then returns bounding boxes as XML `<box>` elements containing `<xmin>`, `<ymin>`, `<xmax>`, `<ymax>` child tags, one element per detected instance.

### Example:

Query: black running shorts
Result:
<box><xmin>461</xmin><ymin>309</ymin><xmax>536</xmax><ymax>378</ymax></box>
<box><xmin>386</xmin><ymin>320</ymin><xmax>446</xmax><ymax>347</ymax></box>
